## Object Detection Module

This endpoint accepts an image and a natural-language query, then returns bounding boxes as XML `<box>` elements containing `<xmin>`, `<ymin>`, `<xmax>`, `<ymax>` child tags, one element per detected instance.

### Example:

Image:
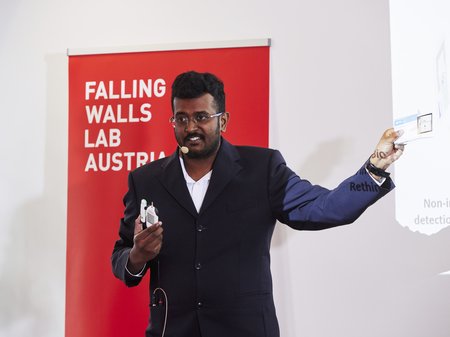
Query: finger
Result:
<box><xmin>383</xmin><ymin>127</ymin><xmax>395</xmax><ymax>138</ymax></box>
<box><xmin>140</xmin><ymin>231</ymin><xmax>163</xmax><ymax>256</ymax></box>
<box><xmin>392</xmin><ymin>129</ymin><xmax>404</xmax><ymax>142</ymax></box>
<box><xmin>134</xmin><ymin>217</ymin><xmax>143</xmax><ymax>236</ymax></box>
<box><xmin>152</xmin><ymin>241</ymin><xmax>163</xmax><ymax>255</ymax></box>
<box><xmin>134</xmin><ymin>221</ymin><xmax>162</xmax><ymax>239</ymax></box>
<box><xmin>382</xmin><ymin>128</ymin><xmax>394</xmax><ymax>140</ymax></box>
<box><xmin>137</xmin><ymin>226</ymin><xmax>163</xmax><ymax>245</ymax></box>
<box><xmin>142</xmin><ymin>222</ymin><xmax>163</xmax><ymax>237</ymax></box>
<box><xmin>383</xmin><ymin>128</ymin><xmax>403</xmax><ymax>142</ymax></box>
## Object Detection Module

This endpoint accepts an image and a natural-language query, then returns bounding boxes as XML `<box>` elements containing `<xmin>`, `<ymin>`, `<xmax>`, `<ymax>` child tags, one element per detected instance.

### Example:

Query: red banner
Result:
<box><xmin>67</xmin><ymin>44</ymin><xmax>270</xmax><ymax>337</ymax></box>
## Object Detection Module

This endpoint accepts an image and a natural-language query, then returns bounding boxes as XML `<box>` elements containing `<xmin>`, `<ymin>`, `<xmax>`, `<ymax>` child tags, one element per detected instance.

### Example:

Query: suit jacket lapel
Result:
<box><xmin>159</xmin><ymin>150</ymin><xmax>198</xmax><ymax>217</ymax></box>
<box><xmin>158</xmin><ymin>139</ymin><xmax>242</xmax><ymax>217</ymax></box>
<box><xmin>200</xmin><ymin>138</ymin><xmax>242</xmax><ymax>214</ymax></box>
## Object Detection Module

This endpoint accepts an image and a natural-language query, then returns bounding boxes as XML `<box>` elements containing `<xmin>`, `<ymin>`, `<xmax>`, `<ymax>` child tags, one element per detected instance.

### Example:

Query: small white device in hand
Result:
<box><xmin>140</xmin><ymin>199</ymin><xmax>159</xmax><ymax>229</ymax></box>
<box><xmin>140</xmin><ymin>199</ymin><xmax>147</xmax><ymax>225</ymax></box>
<box><xmin>146</xmin><ymin>202</ymin><xmax>159</xmax><ymax>228</ymax></box>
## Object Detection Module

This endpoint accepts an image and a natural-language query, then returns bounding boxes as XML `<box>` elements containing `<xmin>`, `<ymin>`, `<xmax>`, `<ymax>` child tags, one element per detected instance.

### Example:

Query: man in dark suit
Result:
<box><xmin>111</xmin><ymin>71</ymin><xmax>404</xmax><ymax>337</ymax></box>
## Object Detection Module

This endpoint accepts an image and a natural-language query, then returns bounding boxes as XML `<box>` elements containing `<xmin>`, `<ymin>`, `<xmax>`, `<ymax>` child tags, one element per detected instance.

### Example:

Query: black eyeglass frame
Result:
<box><xmin>169</xmin><ymin>112</ymin><xmax>224</xmax><ymax>128</ymax></box>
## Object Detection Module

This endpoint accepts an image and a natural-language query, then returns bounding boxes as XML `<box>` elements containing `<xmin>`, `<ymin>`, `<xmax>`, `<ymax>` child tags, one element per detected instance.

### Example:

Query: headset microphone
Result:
<box><xmin>179</xmin><ymin>145</ymin><xmax>189</xmax><ymax>154</ymax></box>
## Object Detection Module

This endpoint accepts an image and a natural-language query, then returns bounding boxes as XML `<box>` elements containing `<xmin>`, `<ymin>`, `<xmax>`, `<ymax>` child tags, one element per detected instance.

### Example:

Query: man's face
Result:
<box><xmin>172</xmin><ymin>93</ymin><xmax>228</xmax><ymax>159</ymax></box>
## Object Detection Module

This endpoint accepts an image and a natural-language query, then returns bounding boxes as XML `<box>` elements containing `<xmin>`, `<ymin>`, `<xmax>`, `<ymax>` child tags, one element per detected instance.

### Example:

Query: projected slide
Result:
<box><xmin>390</xmin><ymin>0</ymin><xmax>450</xmax><ymax>235</ymax></box>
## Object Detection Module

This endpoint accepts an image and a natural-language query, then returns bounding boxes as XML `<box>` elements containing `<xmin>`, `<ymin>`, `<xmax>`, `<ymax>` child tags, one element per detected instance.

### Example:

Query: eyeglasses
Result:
<box><xmin>169</xmin><ymin>112</ymin><xmax>224</xmax><ymax>127</ymax></box>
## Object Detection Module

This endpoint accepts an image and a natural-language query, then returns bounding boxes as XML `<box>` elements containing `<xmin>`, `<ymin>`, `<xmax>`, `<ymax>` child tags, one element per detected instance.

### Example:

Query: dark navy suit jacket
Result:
<box><xmin>112</xmin><ymin>138</ymin><xmax>394</xmax><ymax>337</ymax></box>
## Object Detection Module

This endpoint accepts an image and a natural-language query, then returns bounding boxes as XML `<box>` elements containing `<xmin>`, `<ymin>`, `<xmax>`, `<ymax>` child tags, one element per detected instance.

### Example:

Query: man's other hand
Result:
<box><xmin>370</xmin><ymin>128</ymin><xmax>405</xmax><ymax>170</ymax></box>
<box><xmin>127</xmin><ymin>217</ymin><xmax>163</xmax><ymax>274</ymax></box>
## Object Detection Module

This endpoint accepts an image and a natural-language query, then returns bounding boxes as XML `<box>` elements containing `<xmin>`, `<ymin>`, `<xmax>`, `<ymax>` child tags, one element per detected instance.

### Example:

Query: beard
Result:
<box><xmin>184</xmin><ymin>130</ymin><xmax>221</xmax><ymax>159</ymax></box>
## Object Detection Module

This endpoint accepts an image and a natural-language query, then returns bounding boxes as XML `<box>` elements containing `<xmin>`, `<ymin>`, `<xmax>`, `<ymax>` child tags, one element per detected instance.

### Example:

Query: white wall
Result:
<box><xmin>1</xmin><ymin>0</ymin><xmax>449</xmax><ymax>336</ymax></box>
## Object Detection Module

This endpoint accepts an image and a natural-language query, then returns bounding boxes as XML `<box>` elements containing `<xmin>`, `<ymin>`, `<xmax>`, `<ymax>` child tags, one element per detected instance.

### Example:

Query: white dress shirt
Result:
<box><xmin>179</xmin><ymin>156</ymin><xmax>212</xmax><ymax>212</ymax></box>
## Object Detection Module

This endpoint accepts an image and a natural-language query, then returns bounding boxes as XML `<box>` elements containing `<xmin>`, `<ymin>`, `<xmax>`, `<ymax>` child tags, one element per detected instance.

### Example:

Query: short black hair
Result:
<box><xmin>171</xmin><ymin>71</ymin><xmax>225</xmax><ymax>113</ymax></box>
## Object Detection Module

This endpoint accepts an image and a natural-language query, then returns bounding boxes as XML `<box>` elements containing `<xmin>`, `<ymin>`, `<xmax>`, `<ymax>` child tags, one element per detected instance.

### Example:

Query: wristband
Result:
<box><xmin>366</xmin><ymin>159</ymin><xmax>390</xmax><ymax>178</ymax></box>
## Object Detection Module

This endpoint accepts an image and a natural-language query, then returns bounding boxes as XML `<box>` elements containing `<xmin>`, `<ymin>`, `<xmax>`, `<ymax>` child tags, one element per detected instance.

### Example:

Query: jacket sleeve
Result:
<box><xmin>268</xmin><ymin>150</ymin><xmax>394</xmax><ymax>230</ymax></box>
<box><xmin>111</xmin><ymin>172</ymin><xmax>149</xmax><ymax>287</ymax></box>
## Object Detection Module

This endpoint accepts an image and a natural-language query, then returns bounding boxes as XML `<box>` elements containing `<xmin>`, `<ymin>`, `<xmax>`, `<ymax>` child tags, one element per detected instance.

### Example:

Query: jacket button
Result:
<box><xmin>195</xmin><ymin>262</ymin><xmax>202</xmax><ymax>270</ymax></box>
<box><xmin>197</xmin><ymin>302</ymin><xmax>203</xmax><ymax>308</ymax></box>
